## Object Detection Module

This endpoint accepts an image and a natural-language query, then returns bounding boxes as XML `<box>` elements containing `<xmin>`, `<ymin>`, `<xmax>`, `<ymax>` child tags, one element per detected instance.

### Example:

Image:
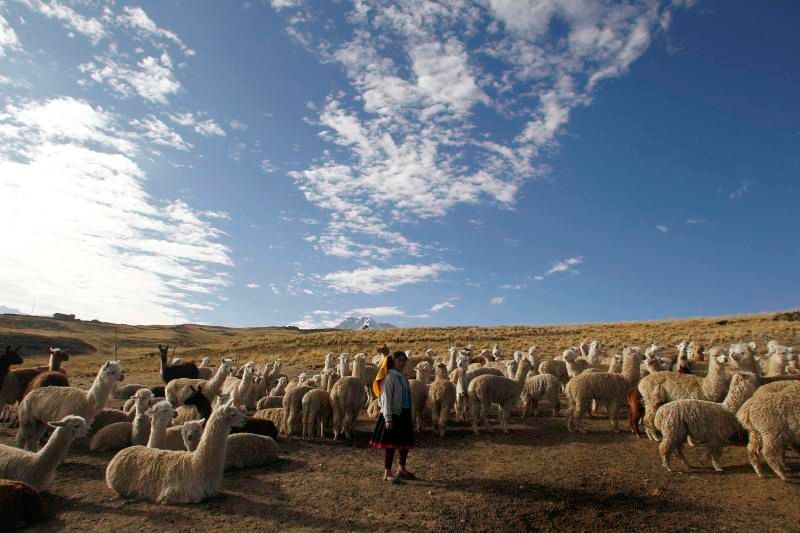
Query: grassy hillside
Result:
<box><xmin>1</xmin><ymin>311</ymin><xmax>798</xmax><ymax>378</ymax></box>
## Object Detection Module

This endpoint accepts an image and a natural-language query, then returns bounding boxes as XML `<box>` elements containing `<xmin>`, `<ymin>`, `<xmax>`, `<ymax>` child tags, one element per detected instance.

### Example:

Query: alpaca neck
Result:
<box><xmin>48</xmin><ymin>354</ymin><xmax>58</xmax><ymax>371</ymax></box>
<box><xmin>447</xmin><ymin>351</ymin><xmax>457</xmax><ymax>371</ymax></box>
<box><xmin>192</xmin><ymin>411</ymin><xmax>231</xmax><ymax>483</ymax></box>
<box><xmin>238</xmin><ymin>373</ymin><xmax>253</xmax><ymax>397</ymax></box>
<box><xmin>85</xmin><ymin>373</ymin><xmax>115</xmax><ymax>416</ymax></box>
<box><xmin>351</xmin><ymin>360</ymin><xmax>364</xmax><ymax>380</ymax></box>
<box><xmin>206</xmin><ymin>366</ymin><xmax>229</xmax><ymax>396</ymax></box>
<box><xmin>722</xmin><ymin>379</ymin><xmax>754</xmax><ymax>413</ymax></box>
<box><xmin>512</xmin><ymin>361</ymin><xmax>530</xmax><ymax>387</ymax></box>
<box><xmin>33</xmin><ymin>427</ymin><xmax>73</xmax><ymax>476</ymax></box>
<box><xmin>621</xmin><ymin>353</ymin><xmax>641</xmax><ymax>387</ymax></box>
<box><xmin>147</xmin><ymin>417</ymin><xmax>170</xmax><ymax>448</ymax></box>
<box><xmin>702</xmin><ymin>358</ymin><xmax>729</xmax><ymax>399</ymax></box>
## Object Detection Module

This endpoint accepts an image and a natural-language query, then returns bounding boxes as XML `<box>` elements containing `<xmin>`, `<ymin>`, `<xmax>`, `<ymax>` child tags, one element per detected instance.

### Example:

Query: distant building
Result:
<box><xmin>53</xmin><ymin>313</ymin><xmax>76</xmax><ymax>321</ymax></box>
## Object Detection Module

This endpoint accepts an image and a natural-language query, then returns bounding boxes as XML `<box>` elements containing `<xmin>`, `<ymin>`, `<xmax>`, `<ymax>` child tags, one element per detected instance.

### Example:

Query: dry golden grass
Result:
<box><xmin>1</xmin><ymin>311</ymin><xmax>798</xmax><ymax>378</ymax></box>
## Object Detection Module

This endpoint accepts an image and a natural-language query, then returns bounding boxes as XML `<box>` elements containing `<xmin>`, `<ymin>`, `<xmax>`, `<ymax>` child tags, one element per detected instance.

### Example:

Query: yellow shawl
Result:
<box><xmin>372</xmin><ymin>355</ymin><xmax>390</xmax><ymax>397</ymax></box>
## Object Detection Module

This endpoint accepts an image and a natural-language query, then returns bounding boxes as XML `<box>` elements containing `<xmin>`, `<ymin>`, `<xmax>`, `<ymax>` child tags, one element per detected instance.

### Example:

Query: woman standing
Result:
<box><xmin>370</xmin><ymin>350</ymin><xmax>416</xmax><ymax>483</ymax></box>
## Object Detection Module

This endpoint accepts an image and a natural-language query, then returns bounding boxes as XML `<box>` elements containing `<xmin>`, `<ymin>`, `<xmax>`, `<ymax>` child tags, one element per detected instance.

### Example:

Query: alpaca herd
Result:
<box><xmin>0</xmin><ymin>336</ymin><xmax>799</xmax><ymax>525</ymax></box>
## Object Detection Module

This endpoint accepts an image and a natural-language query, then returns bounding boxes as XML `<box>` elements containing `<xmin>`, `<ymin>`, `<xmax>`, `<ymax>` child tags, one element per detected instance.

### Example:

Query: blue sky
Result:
<box><xmin>0</xmin><ymin>0</ymin><xmax>797</xmax><ymax>327</ymax></box>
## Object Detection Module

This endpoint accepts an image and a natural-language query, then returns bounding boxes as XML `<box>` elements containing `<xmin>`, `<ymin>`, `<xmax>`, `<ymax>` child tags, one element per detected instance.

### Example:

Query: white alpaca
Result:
<box><xmin>179</xmin><ymin>418</ymin><xmax>206</xmax><ymax>451</ymax></box>
<box><xmin>409</xmin><ymin>361</ymin><xmax>432</xmax><ymax>432</ymax></box>
<box><xmin>16</xmin><ymin>361</ymin><xmax>123</xmax><ymax>451</ymax></box>
<box><xmin>165</xmin><ymin>358</ymin><xmax>234</xmax><ymax>406</ymax></box>
<box><xmin>638</xmin><ymin>348</ymin><xmax>731</xmax><ymax>440</ymax></box>
<box><xmin>329</xmin><ymin>354</ymin><xmax>364</xmax><ymax>440</ymax></box>
<box><xmin>301</xmin><ymin>388</ymin><xmax>332</xmax><ymax>440</ymax></box>
<box><xmin>197</xmin><ymin>357</ymin><xmax>214</xmax><ymax>380</ymax></box>
<box><xmin>269</xmin><ymin>376</ymin><xmax>289</xmax><ymax>397</ymax></box>
<box><xmin>565</xmin><ymin>347</ymin><xmax>642</xmax><ymax>433</ymax></box>
<box><xmin>520</xmin><ymin>373</ymin><xmax>561</xmax><ymax>418</ymax></box>
<box><xmin>655</xmin><ymin>372</ymin><xmax>757</xmax><ymax>472</ymax></box>
<box><xmin>105</xmin><ymin>400</ymin><xmax>246</xmax><ymax>504</ymax></box>
<box><xmin>147</xmin><ymin>400</ymin><xmax>178</xmax><ymax>449</ymax></box>
<box><xmin>427</xmin><ymin>363</ymin><xmax>456</xmax><ymax>437</ymax></box>
<box><xmin>222</xmin><ymin>362</ymin><xmax>257</xmax><ymax>410</ymax></box>
<box><xmin>468</xmin><ymin>359</ymin><xmax>533</xmax><ymax>435</ymax></box>
<box><xmin>0</xmin><ymin>415</ymin><xmax>89</xmax><ymax>490</ymax></box>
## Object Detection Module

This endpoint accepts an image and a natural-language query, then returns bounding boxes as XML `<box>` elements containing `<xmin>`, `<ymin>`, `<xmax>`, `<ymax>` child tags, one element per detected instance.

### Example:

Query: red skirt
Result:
<box><xmin>369</xmin><ymin>408</ymin><xmax>415</xmax><ymax>450</ymax></box>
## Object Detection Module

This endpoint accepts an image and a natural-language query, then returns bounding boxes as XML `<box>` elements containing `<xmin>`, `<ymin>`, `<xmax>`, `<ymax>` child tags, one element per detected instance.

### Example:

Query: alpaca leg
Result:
<box><xmin>501</xmin><ymin>403</ymin><xmax>512</xmax><ymax>434</ymax></box>
<box><xmin>521</xmin><ymin>398</ymin><xmax>529</xmax><ymax>418</ymax></box>
<box><xmin>430</xmin><ymin>401</ymin><xmax>439</xmax><ymax>435</ymax></box>
<box><xmin>332</xmin><ymin>404</ymin><xmax>343</xmax><ymax>440</ymax></box>
<box><xmin>608</xmin><ymin>402</ymin><xmax>620</xmax><ymax>433</ymax></box>
<box><xmin>659</xmin><ymin>432</ymin><xmax>678</xmax><ymax>471</ymax></box>
<box><xmin>481</xmin><ymin>399</ymin><xmax>493</xmax><ymax>433</ymax></box>
<box><xmin>676</xmin><ymin>443</ymin><xmax>692</xmax><ymax>469</ymax></box>
<box><xmin>643</xmin><ymin>403</ymin><xmax>660</xmax><ymax>441</ymax></box>
<box><xmin>747</xmin><ymin>431</ymin><xmax>765</xmax><ymax>478</ymax></box>
<box><xmin>762</xmin><ymin>436</ymin><xmax>788</xmax><ymax>481</ymax></box>
<box><xmin>438</xmin><ymin>406</ymin><xmax>448</xmax><ymax>437</ymax></box>
<box><xmin>710</xmin><ymin>446</ymin><xmax>724</xmax><ymax>472</ymax></box>
<box><xmin>531</xmin><ymin>399</ymin><xmax>539</xmax><ymax>417</ymax></box>
<box><xmin>552</xmin><ymin>398</ymin><xmax>559</xmax><ymax>418</ymax></box>
<box><xmin>17</xmin><ymin>418</ymin><xmax>40</xmax><ymax>452</ymax></box>
<box><xmin>470</xmin><ymin>397</ymin><xmax>480</xmax><ymax>435</ymax></box>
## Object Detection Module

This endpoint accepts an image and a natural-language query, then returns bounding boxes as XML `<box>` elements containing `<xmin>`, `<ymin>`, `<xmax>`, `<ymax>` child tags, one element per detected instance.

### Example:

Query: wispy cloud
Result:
<box><xmin>79</xmin><ymin>53</ymin><xmax>182</xmax><ymax>105</ymax></box>
<box><xmin>132</xmin><ymin>115</ymin><xmax>193</xmax><ymax>151</ymax></box>
<box><xmin>656</xmin><ymin>224</ymin><xmax>669</xmax><ymax>233</ymax></box>
<box><xmin>260</xmin><ymin>159</ymin><xmax>277</xmax><ymax>173</ymax></box>
<box><xmin>168</xmin><ymin>112</ymin><xmax>226</xmax><ymax>137</ymax></box>
<box><xmin>20</xmin><ymin>0</ymin><xmax>107</xmax><ymax>44</ymax></box>
<box><xmin>246</xmin><ymin>283</ymin><xmax>260</xmax><ymax>289</ymax></box>
<box><xmin>685</xmin><ymin>218</ymin><xmax>706</xmax><ymax>224</ymax></box>
<box><xmin>348</xmin><ymin>306</ymin><xmax>406</xmax><ymax>317</ymax></box>
<box><xmin>430</xmin><ymin>301</ymin><xmax>455</xmax><ymax>312</ymax></box>
<box><xmin>729</xmin><ymin>180</ymin><xmax>750</xmax><ymax>200</ymax></box>
<box><xmin>320</xmin><ymin>263</ymin><xmax>455</xmax><ymax>294</ymax></box>
<box><xmin>272</xmin><ymin>1</ymin><xmax>689</xmax><ymax>261</ymax></box>
<box><xmin>0</xmin><ymin>10</ymin><xmax>21</xmax><ymax>56</ymax></box>
<box><xmin>490</xmin><ymin>296</ymin><xmax>506</xmax><ymax>305</ymax></box>
<box><xmin>116</xmin><ymin>6</ymin><xmax>195</xmax><ymax>56</ymax></box>
<box><xmin>544</xmin><ymin>256</ymin><xmax>583</xmax><ymax>277</ymax></box>
<box><xmin>0</xmin><ymin>97</ymin><xmax>232</xmax><ymax>324</ymax></box>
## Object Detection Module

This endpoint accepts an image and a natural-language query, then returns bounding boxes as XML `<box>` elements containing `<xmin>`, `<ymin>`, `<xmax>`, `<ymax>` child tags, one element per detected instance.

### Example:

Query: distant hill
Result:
<box><xmin>335</xmin><ymin>316</ymin><xmax>397</xmax><ymax>330</ymax></box>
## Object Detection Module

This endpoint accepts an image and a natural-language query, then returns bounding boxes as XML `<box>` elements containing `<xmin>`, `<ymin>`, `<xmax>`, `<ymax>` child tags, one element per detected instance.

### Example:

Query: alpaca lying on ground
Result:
<box><xmin>0</xmin><ymin>479</ymin><xmax>43</xmax><ymax>528</ymax></box>
<box><xmin>0</xmin><ymin>415</ymin><xmax>89</xmax><ymax>490</ymax></box>
<box><xmin>105</xmin><ymin>399</ymin><xmax>246</xmax><ymax>504</ymax></box>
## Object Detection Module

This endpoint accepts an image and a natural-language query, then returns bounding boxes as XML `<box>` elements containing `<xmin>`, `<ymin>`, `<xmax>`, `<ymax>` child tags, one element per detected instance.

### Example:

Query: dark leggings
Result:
<box><xmin>384</xmin><ymin>448</ymin><xmax>408</xmax><ymax>470</ymax></box>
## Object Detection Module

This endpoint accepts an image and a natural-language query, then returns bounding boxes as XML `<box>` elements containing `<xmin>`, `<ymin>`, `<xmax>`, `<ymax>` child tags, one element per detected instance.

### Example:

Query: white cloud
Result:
<box><xmin>656</xmin><ymin>224</ymin><xmax>669</xmax><ymax>233</ymax></box>
<box><xmin>533</xmin><ymin>275</ymin><xmax>544</xmax><ymax>281</ymax></box>
<box><xmin>168</xmin><ymin>113</ymin><xmax>226</xmax><ymax>137</ymax></box>
<box><xmin>0</xmin><ymin>10</ymin><xmax>21</xmax><ymax>56</ymax></box>
<box><xmin>0</xmin><ymin>97</ymin><xmax>232</xmax><ymax>324</ymax></box>
<box><xmin>320</xmin><ymin>262</ymin><xmax>455</xmax><ymax>294</ymax></box>
<box><xmin>500</xmin><ymin>283</ymin><xmax>526</xmax><ymax>290</ymax></box>
<box><xmin>545</xmin><ymin>256</ymin><xmax>583</xmax><ymax>276</ymax></box>
<box><xmin>270</xmin><ymin>0</ymin><xmax>303</xmax><ymax>11</ymax></box>
<box><xmin>430</xmin><ymin>301</ymin><xmax>454</xmax><ymax>312</ymax></box>
<box><xmin>194</xmin><ymin>119</ymin><xmax>226</xmax><ymax>137</ymax></box>
<box><xmin>246</xmin><ymin>283</ymin><xmax>260</xmax><ymax>289</ymax></box>
<box><xmin>229</xmin><ymin>119</ymin><xmax>248</xmax><ymax>131</ymax></box>
<box><xmin>260</xmin><ymin>159</ymin><xmax>277</xmax><ymax>173</ymax></box>
<box><xmin>272</xmin><ymin>0</ymin><xmax>687</xmax><ymax>261</ymax></box>
<box><xmin>79</xmin><ymin>54</ymin><xmax>182</xmax><ymax>104</ymax></box>
<box><xmin>685</xmin><ymin>218</ymin><xmax>706</xmax><ymax>224</ymax></box>
<box><xmin>729</xmin><ymin>181</ymin><xmax>750</xmax><ymax>200</ymax></box>
<box><xmin>348</xmin><ymin>306</ymin><xmax>406</xmax><ymax>317</ymax></box>
<box><xmin>490</xmin><ymin>296</ymin><xmax>505</xmax><ymax>305</ymax></box>
<box><xmin>131</xmin><ymin>115</ymin><xmax>192</xmax><ymax>151</ymax></box>
<box><xmin>117</xmin><ymin>6</ymin><xmax>195</xmax><ymax>56</ymax></box>
<box><xmin>19</xmin><ymin>0</ymin><xmax>107</xmax><ymax>44</ymax></box>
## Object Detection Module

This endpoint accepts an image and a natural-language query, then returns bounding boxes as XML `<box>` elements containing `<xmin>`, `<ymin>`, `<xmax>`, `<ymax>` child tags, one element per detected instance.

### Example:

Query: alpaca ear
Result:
<box><xmin>198</xmin><ymin>418</ymin><xmax>206</xmax><ymax>427</ymax></box>
<box><xmin>49</xmin><ymin>420</ymin><xmax>65</xmax><ymax>428</ymax></box>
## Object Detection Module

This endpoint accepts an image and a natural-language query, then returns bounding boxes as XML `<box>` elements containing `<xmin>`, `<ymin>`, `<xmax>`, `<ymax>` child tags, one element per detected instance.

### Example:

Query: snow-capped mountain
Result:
<box><xmin>335</xmin><ymin>316</ymin><xmax>396</xmax><ymax>330</ymax></box>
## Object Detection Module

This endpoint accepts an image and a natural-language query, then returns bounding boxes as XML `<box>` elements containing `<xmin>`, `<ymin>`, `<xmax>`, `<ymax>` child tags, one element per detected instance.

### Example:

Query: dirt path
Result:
<box><xmin>2</xmin><ymin>372</ymin><xmax>799</xmax><ymax>531</ymax></box>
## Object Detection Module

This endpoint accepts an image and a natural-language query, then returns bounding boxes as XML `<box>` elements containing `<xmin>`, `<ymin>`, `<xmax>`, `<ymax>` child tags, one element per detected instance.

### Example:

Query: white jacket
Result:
<box><xmin>380</xmin><ymin>369</ymin><xmax>409</xmax><ymax>422</ymax></box>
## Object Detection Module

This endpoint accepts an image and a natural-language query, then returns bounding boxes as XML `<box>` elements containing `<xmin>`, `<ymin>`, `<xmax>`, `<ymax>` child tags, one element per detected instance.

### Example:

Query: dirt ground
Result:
<box><xmin>3</xmin><ymin>370</ymin><xmax>800</xmax><ymax>532</ymax></box>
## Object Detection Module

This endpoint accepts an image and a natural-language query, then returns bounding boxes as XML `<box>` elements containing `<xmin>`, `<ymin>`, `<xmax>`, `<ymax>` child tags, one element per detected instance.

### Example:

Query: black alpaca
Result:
<box><xmin>0</xmin><ymin>346</ymin><xmax>24</xmax><ymax>386</ymax></box>
<box><xmin>183</xmin><ymin>385</ymin><xmax>277</xmax><ymax>439</ymax></box>
<box><xmin>158</xmin><ymin>344</ymin><xmax>198</xmax><ymax>384</ymax></box>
